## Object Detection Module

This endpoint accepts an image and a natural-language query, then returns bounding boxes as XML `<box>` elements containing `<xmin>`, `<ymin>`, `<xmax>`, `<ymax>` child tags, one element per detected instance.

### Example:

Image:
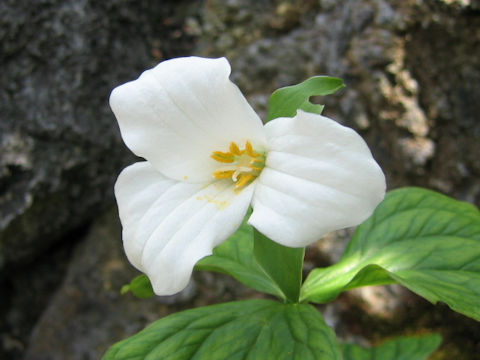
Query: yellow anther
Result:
<box><xmin>245</xmin><ymin>141</ymin><xmax>255</xmax><ymax>156</ymax></box>
<box><xmin>249</xmin><ymin>166</ymin><xmax>264</xmax><ymax>172</ymax></box>
<box><xmin>213</xmin><ymin>170</ymin><xmax>235</xmax><ymax>179</ymax></box>
<box><xmin>235</xmin><ymin>174</ymin><xmax>255</xmax><ymax>189</ymax></box>
<box><xmin>211</xmin><ymin>151</ymin><xmax>235</xmax><ymax>163</ymax></box>
<box><xmin>211</xmin><ymin>140</ymin><xmax>265</xmax><ymax>191</ymax></box>
<box><xmin>229</xmin><ymin>142</ymin><xmax>242</xmax><ymax>155</ymax></box>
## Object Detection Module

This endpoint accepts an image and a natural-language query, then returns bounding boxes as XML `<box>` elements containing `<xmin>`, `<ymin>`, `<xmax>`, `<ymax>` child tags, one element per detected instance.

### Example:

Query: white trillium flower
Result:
<box><xmin>110</xmin><ymin>56</ymin><xmax>386</xmax><ymax>296</ymax></box>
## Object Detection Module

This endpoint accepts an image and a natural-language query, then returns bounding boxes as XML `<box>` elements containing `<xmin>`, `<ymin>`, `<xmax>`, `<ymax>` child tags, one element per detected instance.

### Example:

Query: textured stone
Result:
<box><xmin>24</xmin><ymin>210</ymin><xmax>257</xmax><ymax>360</ymax></box>
<box><xmin>197</xmin><ymin>0</ymin><xmax>480</xmax><ymax>205</ymax></box>
<box><xmin>0</xmin><ymin>0</ymin><xmax>194</xmax><ymax>269</ymax></box>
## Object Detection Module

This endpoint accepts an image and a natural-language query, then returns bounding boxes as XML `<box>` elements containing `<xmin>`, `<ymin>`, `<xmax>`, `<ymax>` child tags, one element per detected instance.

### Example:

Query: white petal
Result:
<box><xmin>249</xmin><ymin>110</ymin><xmax>386</xmax><ymax>247</ymax></box>
<box><xmin>115</xmin><ymin>161</ymin><xmax>254</xmax><ymax>295</ymax></box>
<box><xmin>114</xmin><ymin>162</ymin><xmax>176</xmax><ymax>269</ymax></box>
<box><xmin>110</xmin><ymin>57</ymin><xmax>266</xmax><ymax>182</ymax></box>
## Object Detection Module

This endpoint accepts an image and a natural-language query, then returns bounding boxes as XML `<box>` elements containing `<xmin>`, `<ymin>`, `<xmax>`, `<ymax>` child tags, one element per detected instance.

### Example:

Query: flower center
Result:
<box><xmin>211</xmin><ymin>140</ymin><xmax>265</xmax><ymax>191</ymax></box>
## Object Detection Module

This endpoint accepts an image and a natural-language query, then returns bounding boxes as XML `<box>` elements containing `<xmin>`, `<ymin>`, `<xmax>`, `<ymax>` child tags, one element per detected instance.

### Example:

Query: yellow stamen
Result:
<box><xmin>213</xmin><ymin>170</ymin><xmax>235</xmax><ymax>179</ymax></box>
<box><xmin>211</xmin><ymin>140</ymin><xmax>266</xmax><ymax>191</ymax></box>
<box><xmin>249</xmin><ymin>166</ymin><xmax>264</xmax><ymax>172</ymax></box>
<box><xmin>235</xmin><ymin>174</ymin><xmax>255</xmax><ymax>189</ymax></box>
<box><xmin>211</xmin><ymin>151</ymin><xmax>235</xmax><ymax>163</ymax></box>
<box><xmin>245</xmin><ymin>141</ymin><xmax>255</xmax><ymax>156</ymax></box>
<box><xmin>229</xmin><ymin>142</ymin><xmax>242</xmax><ymax>155</ymax></box>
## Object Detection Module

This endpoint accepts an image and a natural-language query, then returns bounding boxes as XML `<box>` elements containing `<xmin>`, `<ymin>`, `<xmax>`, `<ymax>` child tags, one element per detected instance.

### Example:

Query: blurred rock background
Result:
<box><xmin>1</xmin><ymin>0</ymin><xmax>479</xmax><ymax>359</ymax></box>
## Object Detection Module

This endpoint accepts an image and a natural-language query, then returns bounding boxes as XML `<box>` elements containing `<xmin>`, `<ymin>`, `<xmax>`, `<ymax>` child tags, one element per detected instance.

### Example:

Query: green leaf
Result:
<box><xmin>301</xmin><ymin>187</ymin><xmax>480</xmax><ymax>321</ymax></box>
<box><xmin>267</xmin><ymin>76</ymin><xmax>345</xmax><ymax>122</ymax></box>
<box><xmin>197</xmin><ymin>214</ymin><xmax>305</xmax><ymax>303</ymax></box>
<box><xmin>254</xmin><ymin>229</ymin><xmax>304</xmax><ymax>303</ymax></box>
<box><xmin>342</xmin><ymin>334</ymin><xmax>442</xmax><ymax>360</ymax></box>
<box><xmin>103</xmin><ymin>299</ymin><xmax>341</xmax><ymax>360</ymax></box>
<box><xmin>196</xmin><ymin>214</ymin><xmax>285</xmax><ymax>300</ymax></box>
<box><xmin>121</xmin><ymin>275</ymin><xmax>154</xmax><ymax>299</ymax></box>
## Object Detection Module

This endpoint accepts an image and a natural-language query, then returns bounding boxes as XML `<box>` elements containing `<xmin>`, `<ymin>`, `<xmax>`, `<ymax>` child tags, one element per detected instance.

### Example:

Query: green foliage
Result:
<box><xmin>253</xmin><ymin>229</ymin><xmax>305</xmax><ymax>303</ymax></box>
<box><xmin>301</xmin><ymin>187</ymin><xmax>480</xmax><ymax>321</ymax></box>
<box><xmin>121</xmin><ymin>274</ymin><xmax>154</xmax><ymax>299</ymax></box>
<box><xmin>196</xmin><ymin>213</ymin><xmax>286</xmax><ymax>300</ymax></box>
<box><xmin>103</xmin><ymin>300</ymin><xmax>341</xmax><ymax>360</ymax></box>
<box><xmin>197</xmin><ymin>213</ymin><xmax>305</xmax><ymax>303</ymax></box>
<box><xmin>266</xmin><ymin>76</ymin><xmax>345</xmax><ymax>122</ymax></box>
<box><xmin>342</xmin><ymin>334</ymin><xmax>442</xmax><ymax>360</ymax></box>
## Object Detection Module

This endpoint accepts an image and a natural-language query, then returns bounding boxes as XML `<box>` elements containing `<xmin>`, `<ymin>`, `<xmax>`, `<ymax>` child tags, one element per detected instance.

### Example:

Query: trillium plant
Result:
<box><xmin>104</xmin><ymin>57</ymin><xmax>480</xmax><ymax>360</ymax></box>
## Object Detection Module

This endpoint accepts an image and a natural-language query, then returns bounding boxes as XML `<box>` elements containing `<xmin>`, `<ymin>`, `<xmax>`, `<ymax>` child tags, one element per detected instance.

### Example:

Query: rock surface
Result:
<box><xmin>0</xmin><ymin>0</ymin><xmax>194</xmax><ymax>268</ymax></box>
<box><xmin>196</xmin><ymin>0</ymin><xmax>480</xmax><ymax>205</ymax></box>
<box><xmin>24</xmin><ymin>209</ymin><xmax>258</xmax><ymax>360</ymax></box>
<box><xmin>1</xmin><ymin>0</ymin><xmax>479</xmax><ymax>359</ymax></box>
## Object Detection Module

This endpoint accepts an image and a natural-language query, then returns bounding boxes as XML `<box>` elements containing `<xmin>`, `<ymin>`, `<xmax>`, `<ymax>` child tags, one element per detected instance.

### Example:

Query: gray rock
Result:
<box><xmin>24</xmin><ymin>210</ymin><xmax>159</xmax><ymax>360</ymax></box>
<box><xmin>24</xmin><ymin>209</ymin><xmax>256</xmax><ymax>360</ymax></box>
<box><xmin>197</xmin><ymin>0</ymin><xmax>480</xmax><ymax>204</ymax></box>
<box><xmin>0</xmin><ymin>0</ymin><xmax>195</xmax><ymax>268</ymax></box>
